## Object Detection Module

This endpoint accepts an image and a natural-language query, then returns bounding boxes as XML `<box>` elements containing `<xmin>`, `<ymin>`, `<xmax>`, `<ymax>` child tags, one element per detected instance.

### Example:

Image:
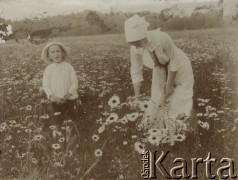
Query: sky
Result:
<box><xmin>0</xmin><ymin>0</ymin><xmax>235</xmax><ymax>20</ymax></box>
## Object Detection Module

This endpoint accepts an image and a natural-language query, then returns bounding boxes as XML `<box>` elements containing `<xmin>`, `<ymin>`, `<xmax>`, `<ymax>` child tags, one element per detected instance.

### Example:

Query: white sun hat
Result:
<box><xmin>124</xmin><ymin>15</ymin><xmax>149</xmax><ymax>43</ymax></box>
<box><xmin>41</xmin><ymin>41</ymin><xmax>70</xmax><ymax>64</ymax></box>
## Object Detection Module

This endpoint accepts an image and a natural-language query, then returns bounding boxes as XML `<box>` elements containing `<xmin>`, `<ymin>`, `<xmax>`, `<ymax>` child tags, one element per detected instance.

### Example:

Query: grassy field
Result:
<box><xmin>0</xmin><ymin>28</ymin><xmax>238</xmax><ymax>179</ymax></box>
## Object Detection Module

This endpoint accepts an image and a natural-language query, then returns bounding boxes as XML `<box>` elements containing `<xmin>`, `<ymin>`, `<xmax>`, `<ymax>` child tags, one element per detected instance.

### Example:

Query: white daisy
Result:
<box><xmin>198</xmin><ymin>120</ymin><xmax>209</xmax><ymax>130</ymax></box>
<box><xmin>131</xmin><ymin>135</ymin><xmax>137</xmax><ymax>139</ymax></box>
<box><xmin>51</xmin><ymin>143</ymin><xmax>61</xmax><ymax>150</ymax></box>
<box><xmin>40</xmin><ymin>114</ymin><xmax>49</xmax><ymax>119</ymax></box>
<box><xmin>92</xmin><ymin>134</ymin><xmax>99</xmax><ymax>142</ymax></box>
<box><xmin>33</xmin><ymin>134</ymin><xmax>44</xmax><ymax>141</ymax></box>
<box><xmin>139</xmin><ymin>100</ymin><xmax>149</xmax><ymax>112</ymax></box>
<box><xmin>98</xmin><ymin>125</ymin><xmax>105</xmax><ymax>134</ymax></box>
<box><xmin>25</xmin><ymin>129</ymin><xmax>32</xmax><ymax>133</ymax></box>
<box><xmin>94</xmin><ymin>149</ymin><xmax>103</xmax><ymax>157</ymax></box>
<box><xmin>198</xmin><ymin>103</ymin><xmax>205</xmax><ymax>107</ymax></box>
<box><xmin>0</xmin><ymin>127</ymin><xmax>5</xmax><ymax>132</ymax></box>
<box><xmin>105</xmin><ymin>113</ymin><xmax>119</xmax><ymax>125</ymax></box>
<box><xmin>0</xmin><ymin>122</ymin><xmax>7</xmax><ymax>129</ymax></box>
<box><xmin>127</xmin><ymin>112</ymin><xmax>139</xmax><ymax>121</ymax></box>
<box><xmin>234</xmin><ymin>118</ymin><xmax>238</xmax><ymax>124</ymax></box>
<box><xmin>9</xmin><ymin>120</ymin><xmax>16</xmax><ymax>124</ymax></box>
<box><xmin>26</xmin><ymin>105</ymin><xmax>32</xmax><ymax>111</ymax></box>
<box><xmin>54</xmin><ymin>162</ymin><xmax>64</xmax><ymax>167</ymax></box>
<box><xmin>134</xmin><ymin>141</ymin><xmax>145</xmax><ymax>154</ymax></box>
<box><xmin>196</xmin><ymin>113</ymin><xmax>203</xmax><ymax>117</ymax></box>
<box><xmin>108</xmin><ymin>95</ymin><xmax>120</xmax><ymax>109</ymax></box>
<box><xmin>32</xmin><ymin>158</ymin><xmax>38</xmax><ymax>164</ymax></box>
<box><xmin>174</xmin><ymin>134</ymin><xmax>186</xmax><ymax>142</ymax></box>
<box><xmin>119</xmin><ymin>116</ymin><xmax>128</xmax><ymax>124</ymax></box>
<box><xmin>49</xmin><ymin>125</ymin><xmax>57</xmax><ymax>130</ymax></box>
<box><xmin>59</xmin><ymin>137</ymin><xmax>65</xmax><ymax>143</ymax></box>
<box><xmin>148</xmin><ymin>134</ymin><xmax>160</xmax><ymax>146</ymax></box>
<box><xmin>123</xmin><ymin>141</ymin><xmax>128</xmax><ymax>145</ymax></box>
<box><xmin>54</xmin><ymin>112</ymin><xmax>61</xmax><ymax>116</ymax></box>
<box><xmin>209</xmin><ymin>112</ymin><xmax>218</xmax><ymax>118</ymax></box>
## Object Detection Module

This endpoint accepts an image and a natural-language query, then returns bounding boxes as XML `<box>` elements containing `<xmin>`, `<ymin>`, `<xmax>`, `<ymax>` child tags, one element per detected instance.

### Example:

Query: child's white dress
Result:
<box><xmin>130</xmin><ymin>29</ymin><xmax>194</xmax><ymax>129</ymax></box>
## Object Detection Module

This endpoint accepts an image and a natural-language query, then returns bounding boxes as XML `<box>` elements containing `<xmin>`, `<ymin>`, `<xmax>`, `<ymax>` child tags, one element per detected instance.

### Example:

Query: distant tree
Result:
<box><xmin>85</xmin><ymin>11</ymin><xmax>111</xmax><ymax>32</ymax></box>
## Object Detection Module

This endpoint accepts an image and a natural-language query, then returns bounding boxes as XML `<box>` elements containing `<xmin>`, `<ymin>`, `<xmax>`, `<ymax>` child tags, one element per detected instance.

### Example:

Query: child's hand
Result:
<box><xmin>50</xmin><ymin>94</ymin><xmax>65</xmax><ymax>104</ymax></box>
<box><xmin>165</xmin><ymin>83</ymin><xmax>174</xmax><ymax>98</ymax></box>
<box><xmin>64</xmin><ymin>92</ymin><xmax>72</xmax><ymax>100</ymax></box>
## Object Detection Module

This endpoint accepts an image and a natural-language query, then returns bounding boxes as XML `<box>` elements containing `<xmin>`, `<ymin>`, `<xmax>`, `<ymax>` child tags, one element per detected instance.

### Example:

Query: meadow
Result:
<box><xmin>0</xmin><ymin>27</ymin><xmax>238</xmax><ymax>179</ymax></box>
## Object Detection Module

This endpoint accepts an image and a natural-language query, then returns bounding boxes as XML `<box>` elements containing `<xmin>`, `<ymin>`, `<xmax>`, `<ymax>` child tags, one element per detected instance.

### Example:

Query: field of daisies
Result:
<box><xmin>0</xmin><ymin>28</ymin><xmax>238</xmax><ymax>179</ymax></box>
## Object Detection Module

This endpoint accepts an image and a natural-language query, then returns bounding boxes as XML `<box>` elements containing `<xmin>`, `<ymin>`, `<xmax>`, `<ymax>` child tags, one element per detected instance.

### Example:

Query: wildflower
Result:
<box><xmin>54</xmin><ymin>112</ymin><xmax>61</xmax><ymax>116</ymax></box>
<box><xmin>0</xmin><ymin>122</ymin><xmax>7</xmax><ymax>129</ymax></box>
<box><xmin>54</xmin><ymin>162</ymin><xmax>64</xmax><ymax>167</ymax></box>
<box><xmin>119</xmin><ymin>116</ymin><xmax>128</xmax><ymax>124</ymax></box>
<box><xmin>5</xmin><ymin>135</ymin><xmax>12</xmax><ymax>141</ymax></box>
<box><xmin>98</xmin><ymin>125</ymin><xmax>105</xmax><ymax>134</ymax></box>
<box><xmin>123</xmin><ymin>141</ymin><xmax>128</xmax><ymax>145</ymax></box>
<box><xmin>0</xmin><ymin>127</ymin><xmax>5</xmax><ymax>132</ymax></box>
<box><xmin>94</xmin><ymin>149</ymin><xmax>103</xmax><ymax>157</ymax></box>
<box><xmin>98</xmin><ymin>105</ymin><xmax>103</xmax><ymax>109</ymax></box>
<box><xmin>234</xmin><ymin>118</ymin><xmax>238</xmax><ymax>124</ymax></box>
<box><xmin>139</xmin><ymin>100</ymin><xmax>149</xmax><ymax>111</ymax></box>
<box><xmin>148</xmin><ymin>128</ymin><xmax>161</xmax><ymax>135</ymax></box>
<box><xmin>51</xmin><ymin>144</ymin><xmax>61</xmax><ymax>150</ymax></box>
<box><xmin>49</xmin><ymin>125</ymin><xmax>57</xmax><ymax>130</ymax></box>
<box><xmin>92</xmin><ymin>134</ymin><xmax>99</xmax><ymax>142</ymax></box>
<box><xmin>196</xmin><ymin>113</ymin><xmax>203</xmax><ymax>117</ymax></box>
<box><xmin>36</xmin><ymin>127</ymin><xmax>42</xmax><ymax>132</ymax></box>
<box><xmin>198</xmin><ymin>120</ymin><xmax>209</xmax><ymax>130</ymax></box>
<box><xmin>105</xmin><ymin>113</ymin><xmax>119</xmax><ymax>125</ymax></box>
<box><xmin>33</xmin><ymin>134</ymin><xmax>44</xmax><ymax>141</ymax></box>
<box><xmin>127</xmin><ymin>112</ymin><xmax>139</xmax><ymax>121</ymax></box>
<box><xmin>9</xmin><ymin>120</ymin><xmax>16</xmax><ymax>124</ymax></box>
<box><xmin>174</xmin><ymin>134</ymin><xmax>186</xmax><ymax>142</ymax></box>
<box><xmin>40</xmin><ymin>114</ymin><xmax>49</xmax><ymax>119</ymax></box>
<box><xmin>198</xmin><ymin>103</ymin><xmax>204</xmax><ymax>107</ymax></box>
<box><xmin>131</xmin><ymin>135</ymin><xmax>137</xmax><ymax>139</ymax></box>
<box><xmin>26</xmin><ymin>105</ymin><xmax>32</xmax><ymax>111</ymax></box>
<box><xmin>53</xmin><ymin>130</ymin><xmax>62</xmax><ymax>138</ymax></box>
<box><xmin>59</xmin><ymin>137</ymin><xmax>65</xmax><ymax>143</ymax></box>
<box><xmin>217</xmin><ymin>110</ymin><xmax>224</xmax><ymax>114</ymax></box>
<box><xmin>25</xmin><ymin>129</ymin><xmax>32</xmax><ymax>133</ymax></box>
<box><xmin>134</xmin><ymin>142</ymin><xmax>145</xmax><ymax>154</ymax></box>
<box><xmin>66</xmin><ymin>150</ymin><xmax>73</xmax><ymax>157</ymax></box>
<box><xmin>148</xmin><ymin>134</ymin><xmax>160</xmax><ymax>146</ymax></box>
<box><xmin>231</xmin><ymin>126</ymin><xmax>236</xmax><ymax>132</ymax></box>
<box><xmin>108</xmin><ymin>95</ymin><xmax>120</xmax><ymax>108</ymax></box>
<box><xmin>32</xmin><ymin>158</ymin><xmax>38</xmax><ymax>164</ymax></box>
<box><xmin>209</xmin><ymin>112</ymin><xmax>218</xmax><ymax>118</ymax></box>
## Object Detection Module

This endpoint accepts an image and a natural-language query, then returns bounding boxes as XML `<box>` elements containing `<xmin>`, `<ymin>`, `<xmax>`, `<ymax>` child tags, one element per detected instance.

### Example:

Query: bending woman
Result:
<box><xmin>124</xmin><ymin>15</ymin><xmax>194</xmax><ymax>129</ymax></box>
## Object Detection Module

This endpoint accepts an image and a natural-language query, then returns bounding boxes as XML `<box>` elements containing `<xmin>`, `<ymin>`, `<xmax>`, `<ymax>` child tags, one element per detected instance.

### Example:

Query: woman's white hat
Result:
<box><xmin>124</xmin><ymin>15</ymin><xmax>149</xmax><ymax>42</ymax></box>
<box><xmin>41</xmin><ymin>41</ymin><xmax>70</xmax><ymax>64</ymax></box>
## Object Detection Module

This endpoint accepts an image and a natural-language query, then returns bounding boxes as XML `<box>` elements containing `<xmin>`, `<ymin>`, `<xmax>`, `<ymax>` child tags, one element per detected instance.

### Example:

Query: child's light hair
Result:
<box><xmin>41</xmin><ymin>41</ymin><xmax>71</xmax><ymax>64</ymax></box>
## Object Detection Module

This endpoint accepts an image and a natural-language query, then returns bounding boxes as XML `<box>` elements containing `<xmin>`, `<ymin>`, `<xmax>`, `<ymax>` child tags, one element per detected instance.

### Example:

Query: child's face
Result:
<box><xmin>48</xmin><ymin>45</ymin><xmax>64</xmax><ymax>63</ymax></box>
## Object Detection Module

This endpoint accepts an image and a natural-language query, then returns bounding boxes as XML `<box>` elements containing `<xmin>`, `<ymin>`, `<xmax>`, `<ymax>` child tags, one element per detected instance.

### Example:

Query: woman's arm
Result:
<box><xmin>161</xmin><ymin>32</ymin><xmax>180</xmax><ymax>97</ymax></box>
<box><xmin>130</xmin><ymin>47</ymin><xmax>143</xmax><ymax>96</ymax></box>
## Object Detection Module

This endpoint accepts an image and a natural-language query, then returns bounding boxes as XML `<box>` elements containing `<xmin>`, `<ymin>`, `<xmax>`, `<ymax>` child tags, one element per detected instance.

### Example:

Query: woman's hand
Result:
<box><xmin>64</xmin><ymin>92</ymin><xmax>72</xmax><ymax>100</ymax></box>
<box><xmin>50</xmin><ymin>94</ymin><xmax>65</xmax><ymax>104</ymax></box>
<box><xmin>165</xmin><ymin>83</ymin><xmax>174</xmax><ymax>98</ymax></box>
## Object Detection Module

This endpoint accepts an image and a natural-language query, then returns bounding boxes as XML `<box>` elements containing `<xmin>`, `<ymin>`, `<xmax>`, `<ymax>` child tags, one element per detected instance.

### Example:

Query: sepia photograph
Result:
<box><xmin>0</xmin><ymin>0</ymin><xmax>238</xmax><ymax>179</ymax></box>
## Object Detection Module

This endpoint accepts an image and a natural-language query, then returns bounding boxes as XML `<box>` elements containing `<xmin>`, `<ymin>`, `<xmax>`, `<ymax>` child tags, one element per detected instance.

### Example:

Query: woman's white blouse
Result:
<box><xmin>43</xmin><ymin>61</ymin><xmax>78</xmax><ymax>100</ymax></box>
<box><xmin>130</xmin><ymin>30</ymin><xmax>194</xmax><ymax>99</ymax></box>
<box><xmin>130</xmin><ymin>30</ymin><xmax>188</xmax><ymax>84</ymax></box>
